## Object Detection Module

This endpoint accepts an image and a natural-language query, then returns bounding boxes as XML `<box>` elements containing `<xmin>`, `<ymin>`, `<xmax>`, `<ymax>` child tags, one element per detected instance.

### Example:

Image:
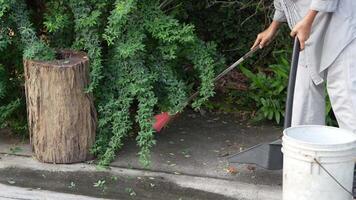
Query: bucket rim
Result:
<box><xmin>282</xmin><ymin>138</ymin><xmax>356</xmax><ymax>152</ymax></box>
<box><xmin>283</xmin><ymin>125</ymin><xmax>356</xmax><ymax>147</ymax></box>
<box><xmin>282</xmin><ymin>147</ymin><xmax>356</xmax><ymax>163</ymax></box>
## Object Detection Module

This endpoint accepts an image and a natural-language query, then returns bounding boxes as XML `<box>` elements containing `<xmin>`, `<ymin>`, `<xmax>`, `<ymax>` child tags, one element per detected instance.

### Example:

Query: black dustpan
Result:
<box><xmin>228</xmin><ymin>38</ymin><xmax>301</xmax><ymax>170</ymax></box>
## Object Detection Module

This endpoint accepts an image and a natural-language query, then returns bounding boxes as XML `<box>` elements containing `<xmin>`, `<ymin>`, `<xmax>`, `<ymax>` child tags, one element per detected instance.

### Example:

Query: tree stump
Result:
<box><xmin>24</xmin><ymin>50</ymin><xmax>97</xmax><ymax>163</ymax></box>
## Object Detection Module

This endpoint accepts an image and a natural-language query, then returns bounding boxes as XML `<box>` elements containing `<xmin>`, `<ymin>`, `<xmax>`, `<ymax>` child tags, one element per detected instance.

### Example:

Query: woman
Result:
<box><xmin>253</xmin><ymin>0</ymin><xmax>356</xmax><ymax>133</ymax></box>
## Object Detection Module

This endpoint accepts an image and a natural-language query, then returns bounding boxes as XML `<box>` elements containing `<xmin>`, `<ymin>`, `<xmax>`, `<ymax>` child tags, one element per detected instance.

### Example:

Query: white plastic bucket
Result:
<box><xmin>282</xmin><ymin>125</ymin><xmax>356</xmax><ymax>200</ymax></box>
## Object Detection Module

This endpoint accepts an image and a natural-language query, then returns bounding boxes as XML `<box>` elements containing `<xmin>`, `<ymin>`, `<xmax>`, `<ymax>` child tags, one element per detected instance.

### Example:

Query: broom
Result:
<box><xmin>153</xmin><ymin>46</ymin><xmax>260</xmax><ymax>132</ymax></box>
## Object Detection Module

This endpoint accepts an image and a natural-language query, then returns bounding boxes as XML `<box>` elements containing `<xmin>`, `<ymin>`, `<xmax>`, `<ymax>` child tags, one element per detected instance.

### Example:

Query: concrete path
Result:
<box><xmin>0</xmin><ymin>155</ymin><xmax>281</xmax><ymax>200</ymax></box>
<box><xmin>0</xmin><ymin>110</ymin><xmax>283</xmax><ymax>199</ymax></box>
<box><xmin>0</xmin><ymin>183</ymin><xmax>102</xmax><ymax>200</ymax></box>
<box><xmin>112</xmin><ymin>110</ymin><xmax>283</xmax><ymax>185</ymax></box>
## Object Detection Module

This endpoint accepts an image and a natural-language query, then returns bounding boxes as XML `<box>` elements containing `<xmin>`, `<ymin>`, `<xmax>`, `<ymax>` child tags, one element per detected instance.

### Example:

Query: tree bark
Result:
<box><xmin>24</xmin><ymin>50</ymin><xmax>97</xmax><ymax>163</ymax></box>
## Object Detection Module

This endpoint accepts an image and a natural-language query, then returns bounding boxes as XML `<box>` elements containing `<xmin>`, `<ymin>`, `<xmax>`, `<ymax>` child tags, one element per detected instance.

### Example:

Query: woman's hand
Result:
<box><xmin>290</xmin><ymin>10</ymin><xmax>318</xmax><ymax>50</ymax></box>
<box><xmin>252</xmin><ymin>21</ymin><xmax>280</xmax><ymax>49</ymax></box>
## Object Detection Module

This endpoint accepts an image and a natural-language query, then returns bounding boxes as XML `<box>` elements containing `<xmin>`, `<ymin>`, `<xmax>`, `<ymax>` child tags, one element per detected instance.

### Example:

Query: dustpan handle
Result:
<box><xmin>284</xmin><ymin>38</ymin><xmax>300</xmax><ymax>129</ymax></box>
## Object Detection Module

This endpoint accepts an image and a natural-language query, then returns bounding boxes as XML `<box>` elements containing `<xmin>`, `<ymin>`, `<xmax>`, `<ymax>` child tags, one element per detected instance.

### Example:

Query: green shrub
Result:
<box><xmin>0</xmin><ymin>0</ymin><xmax>222</xmax><ymax>167</ymax></box>
<box><xmin>92</xmin><ymin>1</ymin><xmax>223</xmax><ymax>166</ymax></box>
<box><xmin>240</xmin><ymin>50</ymin><xmax>338</xmax><ymax>126</ymax></box>
<box><xmin>240</xmin><ymin>51</ymin><xmax>290</xmax><ymax>124</ymax></box>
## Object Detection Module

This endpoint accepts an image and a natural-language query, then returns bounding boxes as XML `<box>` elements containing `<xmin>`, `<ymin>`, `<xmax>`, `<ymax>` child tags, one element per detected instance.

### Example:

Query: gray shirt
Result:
<box><xmin>273</xmin><ymin>0</ymin><xmax>356</xmax><ymax>85</ymax></box>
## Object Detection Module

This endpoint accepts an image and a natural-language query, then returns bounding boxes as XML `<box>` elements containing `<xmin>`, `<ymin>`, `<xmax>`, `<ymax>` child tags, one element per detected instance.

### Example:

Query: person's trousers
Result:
<box><xmin>292</xmin><ymin>39</ymin><xmax>356</xmax><ymax>133</ymax></box>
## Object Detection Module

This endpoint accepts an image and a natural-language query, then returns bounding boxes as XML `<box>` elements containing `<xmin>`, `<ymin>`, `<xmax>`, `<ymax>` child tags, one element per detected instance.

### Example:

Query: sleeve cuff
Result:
<box><xmin>273</xmin><ymin>10</ymin><xmax>287</xmax><ymax>22</ymax></box>
<box><xmin>310</xmin><ymin>0</ymin><xmax>339</xmax><ymax>12</ymax></box>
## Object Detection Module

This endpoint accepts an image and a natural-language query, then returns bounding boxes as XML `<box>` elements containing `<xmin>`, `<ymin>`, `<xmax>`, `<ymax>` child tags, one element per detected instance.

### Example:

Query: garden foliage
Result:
<box><xmin>0</xmin><ymin>0</ymin><xmax>222</xmax><ymax>166</ymax></box>
<box><xmin>1</xmin><ymin>0</ymin><xmax>334</xmax><ymax>166</ymax></box>
<box><xmin>240</xmin><ymin>52</ymin><xmax>290</xmax><ymax>124</ymax></box>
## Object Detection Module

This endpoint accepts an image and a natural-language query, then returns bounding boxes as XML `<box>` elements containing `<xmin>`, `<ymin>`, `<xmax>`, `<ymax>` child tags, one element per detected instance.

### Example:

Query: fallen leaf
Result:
<box><xmin>247</xmin><ymin>165</ymin><xmax>256</xmax><ymax>171</ymax></box>
<box><xmin>227</xmin><ymin>166</ymin><xmax>238</xmax><ymax>174</ymax></box>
